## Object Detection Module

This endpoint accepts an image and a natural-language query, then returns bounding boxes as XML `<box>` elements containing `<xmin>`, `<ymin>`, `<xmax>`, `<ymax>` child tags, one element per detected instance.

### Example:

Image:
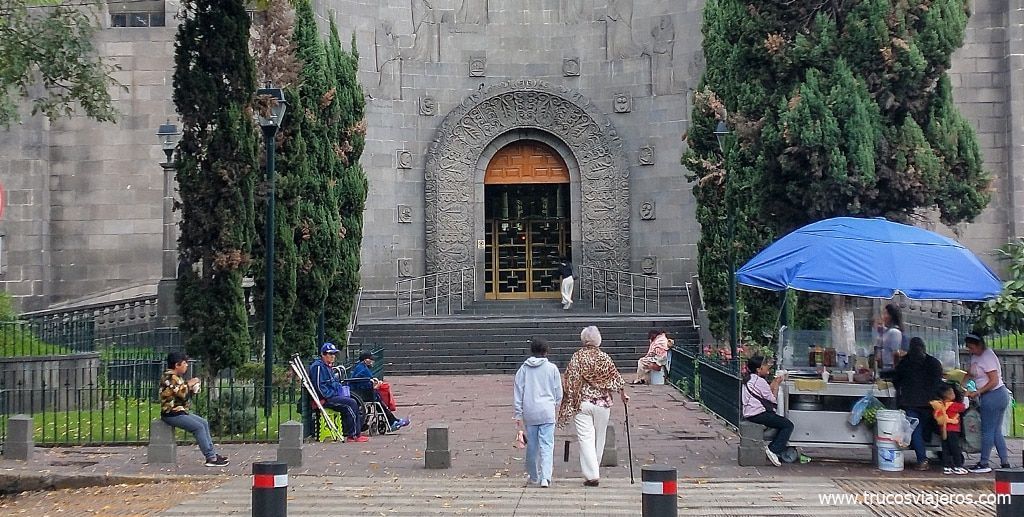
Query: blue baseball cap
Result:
<box><xmin>320</xmin><ymin>343</ymin><xmax>340</xmax><ymax>355</ymax></box>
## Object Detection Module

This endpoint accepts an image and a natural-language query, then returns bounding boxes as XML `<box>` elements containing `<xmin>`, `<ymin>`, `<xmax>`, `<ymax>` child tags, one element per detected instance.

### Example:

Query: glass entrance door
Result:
<box><xmin>485</xmin><ymin>219</ymin><xmax>569</xmax><ymax>299</ymax></box>
<box><xmin>484</xmin><ymin>184</ymin><xmax>571</xmax><ymax>299</ymax></box>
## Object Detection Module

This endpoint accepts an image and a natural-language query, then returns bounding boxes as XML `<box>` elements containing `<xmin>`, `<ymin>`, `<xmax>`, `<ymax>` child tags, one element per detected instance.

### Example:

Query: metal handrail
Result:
<box><xmin>345</xmin><ymin>287</ymin><xmax>364</xmax><ymax>346</ymax></box>
<box><xmin>394</xmin><ymin>267</ymin><xmax>476</xmax><ymax>317</ymax></box>
<box><xmin>685</xmin><ymin>274</ymin><xmax>706</xmax><ymax>330</ymax></box>
<box><xmin>577</xmin><ymin>265</ymin><xmax>660</xmax><ymax>313</ymax></box>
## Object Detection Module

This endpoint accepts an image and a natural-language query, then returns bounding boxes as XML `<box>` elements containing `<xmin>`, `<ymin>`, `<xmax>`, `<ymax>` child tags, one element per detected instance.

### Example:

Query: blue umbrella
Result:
<box><xmin>736</xmin><ymin>217</ymin><xmax>1002</xmax><ymax>301</ymax></box>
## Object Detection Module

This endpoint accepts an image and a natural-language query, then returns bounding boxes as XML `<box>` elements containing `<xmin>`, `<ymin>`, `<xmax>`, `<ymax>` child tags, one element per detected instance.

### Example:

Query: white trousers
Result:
<box><xmin>561</xmin><ymin>276</ymin><xmax>574</xmax><ymax>306</ymax></box>
<box><xmin>573</xmin><ymin>400</ymin><xmax>610</xmax><ymax>481</ymax></box>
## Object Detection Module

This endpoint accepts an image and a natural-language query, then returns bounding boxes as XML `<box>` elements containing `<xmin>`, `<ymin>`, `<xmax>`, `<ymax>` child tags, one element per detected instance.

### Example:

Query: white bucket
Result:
<box><xmin>876</xmin><ymin>441</ymin><xmax>904</xmax><ymax>472</ymax></box>
<box><xmin>875</xmin><ymin>409</ymin><xmax>904</xmax><ymax>444</ymax></box>
<box><xmin>649</xmin><ymin>369</ymin><xmax>665</xmax><ymax>385</ymax></box>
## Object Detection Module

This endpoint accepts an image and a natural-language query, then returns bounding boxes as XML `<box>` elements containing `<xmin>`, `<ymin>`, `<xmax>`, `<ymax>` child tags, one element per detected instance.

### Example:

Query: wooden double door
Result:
<box><xmin>483</xmin><ymin>141</ymin><xmax>572</xmax><ymax>300</ymax></box>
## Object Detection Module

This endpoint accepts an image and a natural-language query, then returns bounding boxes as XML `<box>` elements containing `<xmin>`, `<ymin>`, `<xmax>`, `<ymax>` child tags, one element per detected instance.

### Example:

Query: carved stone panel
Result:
<box><xmin>419</xmin><ymin>96</ymin><xmax>437</xmax><ymax>116</ymax></box>
<box><xmin>563</xmin><ymin>58</ymin><xmax>581</xmax><ymax>77</ymax></box>
<box><xmin>397</xmin><ymin>258</ymin><xmax>412</xmax><ymax>277</ymax></box>
<box><xmin>398</xmin><ymin>204</ymin><xmax>413</xmax><ymax>223</ymax></box>
<box><xmin>424</xmin><ymin>80</ymin><xmax>631</xmax><ymax>274</ymax></box>
<box><xmin>641</xmin><ymin>256</ymin><xmax>657</xmax><ymax>275</ymax></box>
<box><xmin>397</xmin><ymin>150</ymin><xmax>412</xmax><ymax>169</ymax></box>
<box><xmin>640</xmin><ymin>201</ymin><xmax>655</xmax><ymax>220</ymax></box>
<box><xmin>613</xmin><ymin>92</ymin><xmax>631</xmax><ymax>113</ymax></box>
<box><xmin>468</xmin><ymin>55</ymin><xmax>486</xmax><ymax>77</ymax></box>
<box><xmin>638</xmin><ymin>145</ymin><xmax>655</xmax><ymax>165</ymax></box>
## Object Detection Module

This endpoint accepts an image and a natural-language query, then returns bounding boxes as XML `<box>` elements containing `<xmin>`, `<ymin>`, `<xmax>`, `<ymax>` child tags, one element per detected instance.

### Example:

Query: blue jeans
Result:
<box><xmin>903</xmin><ymin>408</ymin><xmax>933</xmax><ymax>463</ymax></box>
<box><xmin>978</xmin><ymin>387</ymin><xmax>1010</xmax><ymax>467</ymax></box>
<box><xmin>525</xmin><ymin>423</ymin><xmax>555</xmax><ymax>483</ymax></box>
<box><xmin>162</xmin><ymin>413</ymin><xmax>217</xmax><ymax>460</ymax></box>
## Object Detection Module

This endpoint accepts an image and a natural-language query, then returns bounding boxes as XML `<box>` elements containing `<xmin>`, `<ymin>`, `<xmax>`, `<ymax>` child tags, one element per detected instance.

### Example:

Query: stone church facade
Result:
<box><xmin>0</xmin><ymin>0</ymin><xmax>1020</xmax><ymax>310</ymax></box>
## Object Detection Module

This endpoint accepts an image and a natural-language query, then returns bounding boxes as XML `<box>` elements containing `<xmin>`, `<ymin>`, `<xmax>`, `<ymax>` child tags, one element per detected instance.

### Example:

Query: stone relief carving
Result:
<box><xmin>419</xmin><ymin>96</ymin><xmax>437</xmax><ymax>116</ymax></box>
<box><xmin>638</xmin><ymin>145</ymin><xmax>654</xmax><ymax>165</ymax></box>
<box><xmin>640</xmin><ymin>201</ymin><xmax>655</xmax><ymax>220</ymax></box>
<box><xmin>561</xmin><ymin>0</ymin><xmax>584</xmax><ymax>23</ymax></box>
<box><xmin>410</xmin><ymin>0</ymin><xmax>440</xmax><ymax>62</ymax></box>
<box><xmin>398</xmin><ymin>204</ymin><xmax>413</xmax><ymax>223</ymax></box>
<box><xmin>398</xmin><ymin>258</ymin><xmax>412</xmax><ymax>277</ymax></box>
<box><xmin>457</xmin><ymin>0</ymin><xmax>488</xmax><ymax>25</ymax></box>
<box><xmin>468</xmin><ymin>55</ymin><xmax>486</xmax><ymax>77</ymax></box>
<box><xmin>375</xmin><ymin>22</ymin><xmax>402</xmax><ymax>100</ymax></box>
<box><xmin>604</xmin><ymin>0</ymin><xmax>639</xmax><ymax>60</ymax></box>
<box><xmin>563</xmin><ymin>58</ymin><xmax>581</xmax><ymax>77</ymax></box>
<box><xmin>650</xmin><ymin>15</ymin><xmax>676</xmax><ymax>95</ymax></box>
<box><xmin>641</xmin><ymin>256</ymin><xmax>657</xmax><ymax>275</ymax></box>
<box><xmin>397</xmin><ymin>150</ymin><xmax>412</xmax><ymax>169</ymax></box>
<box><xmin>424</xmin><ymin>80</ymin><xmax>631</xmax><ymax>273</ymax></box>
<box><xmin>613</xmin><ymin>92</ymin><xmax>631</xmax><ymax>113</ymax></box>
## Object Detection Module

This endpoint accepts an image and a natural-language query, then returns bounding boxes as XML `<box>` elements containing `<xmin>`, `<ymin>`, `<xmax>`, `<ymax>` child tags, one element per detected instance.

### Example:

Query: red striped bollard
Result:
<box><xmin>641</xmin><ymin>465</ymin><xmax>677</xmax><ymax>517</ymax></box>
<box><xmin>995</xmin><ymin>467</ymin><xmax>1024</xmax><ymax>517</ymax></box>
<box><xmin>252</xmin><ymin>461</ymin><xmax>288</xmax><ymax>517</ymax></box>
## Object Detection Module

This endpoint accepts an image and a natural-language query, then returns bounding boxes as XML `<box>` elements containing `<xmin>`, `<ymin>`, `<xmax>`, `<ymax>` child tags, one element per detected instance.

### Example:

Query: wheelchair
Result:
<box><xmin>333</xmin><ymin>364</ymin><xmax>392</xmax><ymax>436</ymax></box>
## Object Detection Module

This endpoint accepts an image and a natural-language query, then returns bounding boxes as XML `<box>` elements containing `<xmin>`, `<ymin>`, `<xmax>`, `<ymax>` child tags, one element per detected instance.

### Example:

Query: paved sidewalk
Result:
<box><xmin>1</xmin><ymin>374</ymin><xmax>1020</xmax><ymax>515</ymax></box>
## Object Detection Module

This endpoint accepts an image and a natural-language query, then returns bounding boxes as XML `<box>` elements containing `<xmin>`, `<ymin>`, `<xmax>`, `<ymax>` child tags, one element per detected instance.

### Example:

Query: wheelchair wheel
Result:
<box><xmin>375</xmin><ymin>415</ymin><xmax>391</xmax><ymax>435</ymax></box>
<box><xmin>349</xmin><ymin>392</ymin><xmax>371</xmax><ymax>434</ymax></box>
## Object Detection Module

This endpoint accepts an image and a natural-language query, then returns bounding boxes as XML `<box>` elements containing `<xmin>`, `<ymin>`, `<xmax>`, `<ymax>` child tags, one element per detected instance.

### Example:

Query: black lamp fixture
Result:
<box><xmin>255</xmin><ymin>84</ymin><xmax>287</xmax><ymax>134</ymax></box>
<box><xmin>156</xmin><ymin>120</ymin><xmax>182</xmax><ymax>164</ymax></box>
<box><xmin>713</xmin><ymin>120</ymin><xmax>730</xmax><ymax>153</ymax></box>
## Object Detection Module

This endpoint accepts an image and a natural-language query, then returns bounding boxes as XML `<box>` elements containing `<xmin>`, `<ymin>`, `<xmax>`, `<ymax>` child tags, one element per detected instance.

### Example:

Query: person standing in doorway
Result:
<box><xmin>513</xmin><ymin>338</ymin><xmax>563</xmax><ymax>488</ymax></box>
<box><xmin>558</xmin><ymin>258</ymin><xmax>574</xmax><ymax>310</ymax></box>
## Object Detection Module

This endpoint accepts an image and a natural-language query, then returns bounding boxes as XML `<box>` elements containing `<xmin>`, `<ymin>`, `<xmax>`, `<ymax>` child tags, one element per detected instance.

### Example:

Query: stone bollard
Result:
<box><xmin>3</xmin><ymin>415</ymin><xmax>33</xmax><ymax>461</ymax></box>
<box><xmin>641</xmin><ymin>465</ymin><xmax>678</xmax><ymax>517</ymax></box>
<box><xmin>276</xmin><ymin>420</ymin><xmax>303</xmax><ymax>468</ymax></box>
<box><xmin>995</xmin><ymin>467</ymin><xmax>1024</xmax><ymax>517</ymax></box>
<box><xmin>425</xmin><ymin>425</ymin><xmax>451</xmax><ymax>469</ymax></box>
<box><xmin>737</xmin><ymin>421</ymin><xmax>769</xmax><ymax>467</ymax></box>
<box><xmin>148</xmin><ymin>418</ymin><xmax>177</xmax><ymax>464</ymax></box>
<box><xmin>601</xmin><ymin>424</ymin><xmax>618</xmax><ymax>467</ymax></box>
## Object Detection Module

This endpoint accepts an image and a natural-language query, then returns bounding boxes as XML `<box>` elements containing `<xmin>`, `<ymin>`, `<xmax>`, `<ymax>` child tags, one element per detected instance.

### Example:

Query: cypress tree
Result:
<box><xmin>685</xmin><ymin>0</ymin><xmax>991</xmax><ymax>342</ymax></box>
<box><xmin>173</xmin><ymin>0</ymin><xmax>258</xmax><ymax>376</ymax></box>
<box><xmin>280</xmin><ymin>0</ymin><xmax>343</xmax><ymax>359</ymax></box>
<box><xmin>324</xmin><ymin>21</ymin><xmax>368</xmax><ymax>351</ymax></box>
<box><xmin>251</xmin><ymin>0</ymin><xmax>301</xmax><ymax>359</ymax></box>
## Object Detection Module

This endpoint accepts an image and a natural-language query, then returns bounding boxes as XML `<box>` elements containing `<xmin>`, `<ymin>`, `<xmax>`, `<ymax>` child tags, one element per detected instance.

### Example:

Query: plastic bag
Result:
<box><xmin>849</xmin><ymin>394</ymin><xmax>882</xmax><ymax>426</ymax></box>
<box><xmin>898</xmin><ymin>415</ymin><xmax>919</xmax><ymax>448</ymax></box>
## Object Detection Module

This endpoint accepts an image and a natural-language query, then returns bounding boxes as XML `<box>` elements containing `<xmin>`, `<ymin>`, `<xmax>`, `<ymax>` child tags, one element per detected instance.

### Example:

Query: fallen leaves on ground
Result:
<box><xmin>0</xmin><ymin>479</ymin><xmax>224</xmax><ymax>516</ymax></box>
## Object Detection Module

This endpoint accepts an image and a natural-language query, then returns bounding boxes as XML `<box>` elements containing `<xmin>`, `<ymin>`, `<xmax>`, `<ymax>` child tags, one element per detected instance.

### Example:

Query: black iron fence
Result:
<box><xmin>667</xmin><ymin>345</ymin><xmax>741</xmax><ymax>428</ymax></box>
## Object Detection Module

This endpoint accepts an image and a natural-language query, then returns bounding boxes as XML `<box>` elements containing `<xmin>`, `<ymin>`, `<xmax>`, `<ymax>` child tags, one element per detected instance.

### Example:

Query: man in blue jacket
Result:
<box><xmin>513</xmin><ymin>338</ymin><xmax>563</xmax><ymax>488</ymax></box>
<box><xmin>351</xmin><ymin>352</ymin><xmax>411</xmax><ymax>432</ymax></box>
<box><xmin>309</xmin><ymin>343</ymin><xmax>368</xmax><ymax>442</ymax></box>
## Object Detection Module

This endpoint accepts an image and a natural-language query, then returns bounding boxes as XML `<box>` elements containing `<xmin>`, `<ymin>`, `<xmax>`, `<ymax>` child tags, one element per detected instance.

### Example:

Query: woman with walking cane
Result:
<box><xmin>557</xmin><ymin>326</ymin><xmax>630</xmax><ymax>487</ymax></box>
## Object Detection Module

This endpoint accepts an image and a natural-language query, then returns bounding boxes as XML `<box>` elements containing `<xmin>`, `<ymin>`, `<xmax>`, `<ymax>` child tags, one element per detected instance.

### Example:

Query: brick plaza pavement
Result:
<box><xmin>1</xmin><ymin>374</ymin><xmax>1021</xmax><ymax>515</ymax></box>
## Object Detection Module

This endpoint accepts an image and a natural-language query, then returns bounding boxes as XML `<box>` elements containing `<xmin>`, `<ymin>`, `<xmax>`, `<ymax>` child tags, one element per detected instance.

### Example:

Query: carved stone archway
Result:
<box><xmin>425</xmin><ymin>80</ymin><xmax>630</xmax><ymax>274</ymax></box>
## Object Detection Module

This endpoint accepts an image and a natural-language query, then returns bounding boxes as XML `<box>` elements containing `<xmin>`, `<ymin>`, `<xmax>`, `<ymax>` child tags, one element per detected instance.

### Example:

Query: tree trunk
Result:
<box><xmin>830</xmin><ymin>295</ymin><xmax>856</xmax><ymax>356</ymax></box>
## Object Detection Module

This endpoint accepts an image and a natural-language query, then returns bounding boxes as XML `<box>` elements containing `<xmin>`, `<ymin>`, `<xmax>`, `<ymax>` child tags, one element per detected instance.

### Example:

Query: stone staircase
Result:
<box><xmin>349</xmin><ymin>300</ymin><xmax>699</xmax><ymax>375</ymax></box>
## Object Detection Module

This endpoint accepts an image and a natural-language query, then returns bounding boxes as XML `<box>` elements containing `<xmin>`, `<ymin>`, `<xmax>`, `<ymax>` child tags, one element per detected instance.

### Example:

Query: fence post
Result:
<box><xmin>641</xmin><ymin>465</ymin><xmax>677</xmax><ymax>517</ymax></box>
<box><xmin>252</xmin><ymin>461</ymin><xmax>288</xmax><ymax>517</ymax></box>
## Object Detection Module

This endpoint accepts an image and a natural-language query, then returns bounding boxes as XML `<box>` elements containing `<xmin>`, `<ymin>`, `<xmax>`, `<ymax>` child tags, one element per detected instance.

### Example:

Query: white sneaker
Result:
<box><xmin>540</xmin><ymin>479</ymin><xmax>549</xmax><ymax>488</ymax></box>
<box><xmin>765</xmin><ymin>446</ymin><xmax>781</xmax><ymax>467</ymax></box>
<box><xmin>943</xmin><ymin>467</ymin><xmax>953</xmax><ymax>475</ymax></box>
<box><xmin>954</xmin><ymin>467</ymin><xmax>969</xmax><ymax>475</ymax></box>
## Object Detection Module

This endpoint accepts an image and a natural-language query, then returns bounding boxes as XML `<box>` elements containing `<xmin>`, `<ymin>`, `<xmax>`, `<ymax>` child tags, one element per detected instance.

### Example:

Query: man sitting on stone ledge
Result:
<box><xmin>159</xmin><ymin>352</ymin><xmax>228</xmax><ymax>467</ymax></box>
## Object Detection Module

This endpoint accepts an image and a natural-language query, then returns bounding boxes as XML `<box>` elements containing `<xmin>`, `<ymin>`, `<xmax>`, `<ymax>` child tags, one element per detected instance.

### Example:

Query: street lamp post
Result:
<box><xmin>156</xmin><ymin>121</ymin><xmax>182</xmax><ymax>327</ymax></box>
<box><xmin>255</xmin><ymin>86</ymin><xmax>287</xmax><ymax>416</ymax></box>
<box><xmin>713</xmin><ymin>120</ymin><xmax>738</xmax><ymax>360</ymax></box>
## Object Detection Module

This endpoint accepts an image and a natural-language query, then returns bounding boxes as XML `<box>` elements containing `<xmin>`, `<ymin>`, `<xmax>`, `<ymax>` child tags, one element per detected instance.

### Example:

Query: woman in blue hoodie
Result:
<box><xmin>513</xmin><ymin>338</ymin><xmax>563</xmax><ymax>488</ymax></box>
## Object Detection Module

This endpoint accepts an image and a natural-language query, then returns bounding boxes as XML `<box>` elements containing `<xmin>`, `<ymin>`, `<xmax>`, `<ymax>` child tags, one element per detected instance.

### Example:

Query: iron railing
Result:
<box><xmin>578</xmin><ymin>266</ymin><xmax>660</xmax><ymax>313</ymax></box>
<box><xmin>666</xmin><ymin>343</ymin><xmax>741</xmax><ymax>429</ymax></box>
<box><xmin>21</xmin><ymin>295</ymin><xmax>160</xmax><ymax>333</ymax></box>
<box><xmin>667</xmin><ymin>344</ymin><xmax>698</xmax><ymax>398</ymax></box>
<box><xmin>394</xmin><ymin>267</ymin><xmax>476</xmax><ymax>317</ymax></box>
<box><xmin>346</xmin><ymin>287</ymin><xmax>364</xmax><ymax>347</ymax></box>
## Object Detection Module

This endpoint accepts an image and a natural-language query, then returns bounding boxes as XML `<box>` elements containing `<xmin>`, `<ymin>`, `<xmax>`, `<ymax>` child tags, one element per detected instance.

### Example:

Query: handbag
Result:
<box><xmin>746</xmin><ymin>382</ymin><xmax>777</xmax><ymax>413</ymax></box>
